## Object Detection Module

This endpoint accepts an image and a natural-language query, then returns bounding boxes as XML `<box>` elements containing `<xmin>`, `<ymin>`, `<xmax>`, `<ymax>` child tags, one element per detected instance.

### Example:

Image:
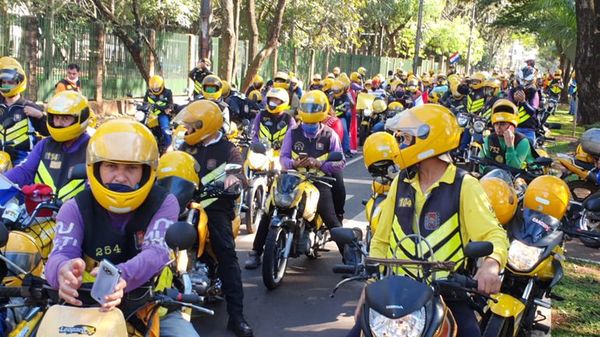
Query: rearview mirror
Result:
<box><xmin>68</xmin><ymin>164</ymin><xmax>87</xmax><ymax>180</ymax></box>
<box><xmin>165</xmin><ymin>221</ymin><xmax>198</xmax><ymax>250</ymax></box>
<box><xmin>250</xmin><ymin>142</ymin><xmax>267</xmax><ymax>154</ymax></box>
<box><xmin>464</xmin><ymin>241</ymin><xmax>493</xmax><ymax>259</ymax></box>
<box><xmin>327</xmin><ymin>152</ymin><xmax>344</xmax><ymax>162</ymax></box>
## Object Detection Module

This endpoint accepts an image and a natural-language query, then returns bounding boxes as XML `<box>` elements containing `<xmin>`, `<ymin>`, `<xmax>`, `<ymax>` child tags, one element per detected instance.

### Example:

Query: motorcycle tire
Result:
<box><xmin>244</xmin><ymin>184</ymin><xmax>264</xmax><ymax>234</ymax></box>
<box><xmin>482</xmin><ymin>314</ymin><xmax>511</xmax><ymax>337</ymax></box>
<box><xmin>567</xmin><ymin>180</ymin><xmax>598</xmax><ymax>202</ymax></box>
<box><xmin>578</xmin><ymin>212</ymin><xmax>600</xmax><ymax>249</ymax></box>
<box><xmin>262</xmin><ymin>227</ymin><xmax>289</xmax><ymax>289</ymax></box>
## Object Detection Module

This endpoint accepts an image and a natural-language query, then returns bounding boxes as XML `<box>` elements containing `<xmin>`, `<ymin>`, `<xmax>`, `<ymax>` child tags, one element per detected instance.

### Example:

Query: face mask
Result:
<box><xmin>106</xmin><ymin>183</ymin><xmax>138</xmax><ymax>193</ymax></box>
<box><xmin>400</xmin><ymin>143</ymin><xmax>410</xmax><ymax>149</ymax></box>
<box><xmin>301</xmin><ymin>123</ymin><xmax>319</xmax><ymax>137</ymax></box>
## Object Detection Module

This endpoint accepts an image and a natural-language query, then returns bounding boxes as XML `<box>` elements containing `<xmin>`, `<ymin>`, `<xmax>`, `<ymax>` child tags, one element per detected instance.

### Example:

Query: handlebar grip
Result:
<box><xmin>452</xmin><ymin>274</ymin><xmax>478</xmax><ymax>289</ymax></box>
<box><xmin>0</xmin><ymin>286</ymin><xmax>24</xmax><ymax>298</ymax></box>
<box><xmin>332</xmin><ymin>264</ymin><xmax>357</xmax><ymax>274</ymax></box>
<box><xmin>178</xmin><ymin>293</ymin><xmax>203</xmax><ymax>304</ymax></box>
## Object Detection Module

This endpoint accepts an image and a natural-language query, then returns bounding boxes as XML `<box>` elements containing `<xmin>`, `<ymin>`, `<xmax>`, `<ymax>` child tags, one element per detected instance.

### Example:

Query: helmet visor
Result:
<box><xmin>481</xmin><ymin>169</ymin><xmax>514</xmax><ymax>188</ymax></box>
<box><xmin>203</xmin><ymin>85</ymin><xmax>219</xmax><ymax>94</ymax></box>
<box><xmin>299</xmin><ymin>101</ymin><xmax>327</xmax><ymax>114</ymax></box>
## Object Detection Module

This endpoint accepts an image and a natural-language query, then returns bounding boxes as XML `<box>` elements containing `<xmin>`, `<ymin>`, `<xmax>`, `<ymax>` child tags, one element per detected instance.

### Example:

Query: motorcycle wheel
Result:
<box><xmin>567</xmin><ymin>180</ymin><xmax>598</xmax><ymax>202</ymax></box>
<box><xmin>262</xmin><ymin>227</ymin><xmax>289</xmax><ymax>289</ymax></box>
<box><xmin>482</xmin><ymin>314</ymin><xmax>511</xmax><ymax>337</ymax></box>
<box><xmin>244</xmin><ymin>184</ymin><xmax>264</xmax><ymax>234</ymax></box>
<box><xmin>579</xmin><ymin>211</ymin><xmax>600</xmax><ymax>248</ymax></box>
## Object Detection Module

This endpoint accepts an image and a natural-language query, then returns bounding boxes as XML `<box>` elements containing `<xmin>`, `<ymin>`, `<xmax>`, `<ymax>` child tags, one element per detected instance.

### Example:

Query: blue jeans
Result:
<box><xmin>516</xmin><ymin>127</ymin><xmax>536</xmax><ymax>146</ymax></box>
<box><xmin>372</xmin><ymin>121</ymin><xmax>385</xmax><ymax>132</ymax></box>
<box><xmin>158</xmin><ymin>113</ymin><xmax>172</xmax><ymax>150</ymax></box>
<box><xmin>569</xmin><ymin>97</ymin><xmax>577</xmax><ymax>115</ymax></box>
<box><xmin>341</xmin><ymin>116</ymin><xmax>350</xmax><ymax>153</ymax></box>
<box><xmin>160</xmin><ymin>311</ymin><xmax>200</xmax><ymax>337</ymax></box>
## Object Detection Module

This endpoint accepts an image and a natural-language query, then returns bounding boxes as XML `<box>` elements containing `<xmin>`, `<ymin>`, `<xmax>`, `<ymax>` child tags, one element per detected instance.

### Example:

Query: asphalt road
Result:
<box><xmin>193</xmin><ymin>154</ymin><xmax>371</xmax><ymax>337</ymax></box>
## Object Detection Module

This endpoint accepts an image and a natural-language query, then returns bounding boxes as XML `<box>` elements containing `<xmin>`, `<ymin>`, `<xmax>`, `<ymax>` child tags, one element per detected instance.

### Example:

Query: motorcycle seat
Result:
<box><xmin>583</xmin><ymin>192</ymin><xmax>600</xmax><ymax>211</ymax></box>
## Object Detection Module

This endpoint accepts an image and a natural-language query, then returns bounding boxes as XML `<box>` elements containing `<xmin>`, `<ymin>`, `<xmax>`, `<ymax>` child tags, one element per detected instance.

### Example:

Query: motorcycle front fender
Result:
<box><xmin>488</xmin><ymin>293</ymin><xmax>525</xmax><ymax>319</ymax></box>
<box><xmin>549</xmin><ymin>257</ymin><xmax>564</xmax><ymax>289</ymax></box>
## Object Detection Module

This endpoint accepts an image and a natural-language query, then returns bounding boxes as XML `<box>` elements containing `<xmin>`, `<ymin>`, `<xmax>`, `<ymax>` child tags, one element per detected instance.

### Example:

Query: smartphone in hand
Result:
<box><xmin>91</xmin><ymin>259</ymin><xmax>121</xmax><ymax>305</ymax></box>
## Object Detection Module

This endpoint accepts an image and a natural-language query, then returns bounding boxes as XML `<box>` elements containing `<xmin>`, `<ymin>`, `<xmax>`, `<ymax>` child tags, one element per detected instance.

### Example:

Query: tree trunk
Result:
<box><xmin>271</xmin><ymin>48</ymin><xmax>278</xmax><ymax>75</ymax></box>
<box><xmin>219</xmin><ymin>0</ymin><xmax>236</xmax><ymax>82</ymax></box>
<box><xmin>241</xmin><ymin>0</ymin><xmax>287</xmax><ymax>92</ymax></box>
<box><xmin>199</xmin><ymin>0</ymin><xmax>212</xmax><ymax>59</ymax></box>
<box><xmin>95</xmin><ymin>23</ymin><xmax>105</xmax><ymax>113</ymax></box>
<box><xmin>25</xmin><ymin>15</ymin><xmax>39</xmax><ymax>101</ymax></box>
<box><xmin>561</xmin><ymin>57</ymin><xmax>571</xmax><ymax>103</ymax></box>
<box><xmin>231</xmin><ymin>0</ymin><xmax>241</xmax><ymax>84</ymax></box>
<box><xmin>247</xmin><ymin>0</ymin><xmax>259</xmax><ymax>59</ymax></box>
<box><xmin>574</xmin><ymin>0</ymin><xmax>600</xmax><ymax>125</ymax></box>
<box><xmin>148</xmin><ymin>29</ymin><xmax>156</xmax><ymax>76</ymax></box>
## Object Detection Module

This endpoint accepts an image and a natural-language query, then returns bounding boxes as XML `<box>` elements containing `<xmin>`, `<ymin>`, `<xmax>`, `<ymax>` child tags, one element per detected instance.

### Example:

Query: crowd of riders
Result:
<box><xmin>0</xmin><ymin>51</ymin><xmax>595</xmax><ymax>337</ymax></box>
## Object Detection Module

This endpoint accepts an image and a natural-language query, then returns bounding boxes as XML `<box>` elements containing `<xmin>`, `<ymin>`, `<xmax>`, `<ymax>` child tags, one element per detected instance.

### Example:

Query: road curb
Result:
<box><xmin>566</xmin><ymin>256</ymin><xmax>600</xmax><ymax>266</ymax></box>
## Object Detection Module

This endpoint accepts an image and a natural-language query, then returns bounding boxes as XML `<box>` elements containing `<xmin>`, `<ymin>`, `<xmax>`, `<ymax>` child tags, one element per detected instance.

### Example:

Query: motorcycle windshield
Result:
<box><xmin>5</xmin><ymin>251</ymin><xmax>40</xmax><ymax>275</ymax></box>
<box><xmin>276</xmin><ymin>174</ymin><xmax>302</xmax><ymax>195</ymax></box>
<box><xmin>514</xmin><ymin>209</ymin><xmax>561</xmax><ymax>244</ymax></box>
<box><xmin>156</xmin><ymin>176</ymin><xmax>196</xmax><ymax>212</ymax></box>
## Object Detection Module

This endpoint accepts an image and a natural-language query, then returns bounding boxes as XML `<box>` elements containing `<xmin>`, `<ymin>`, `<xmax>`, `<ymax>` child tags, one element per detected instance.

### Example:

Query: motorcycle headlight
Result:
<box><xmin>457</xmin><ymin>113</ymin><xmax>469</xmax><ymax>127</ymax></box>
<box><xmin>369</xmin><ymin>307</ymin><xmax>426</xmax><ymax>337</ymax></box>
<box><xmin>274</xmin><ymin>190</ymin><xmax>298</xmax><ymax>208</ymax></box>
<box><xmin>135</xmin><ymin>111</ymin><xmax>146</xmax><ymax>122</ymax></box>
<box><xmin>508</xmin><ymin>240</ymin><xmax>543</xmax><ymax>271</ymax></box>
<box><xmin>363</xmin><ymin>109</ymin><xmax>373</xmax><ymax>117</ymax></box>
<box><xmin>473</xmin><ymin>120</ymin><xmax>486</xmax><ymax>133</ymax></box>
<box><xmin>248</xmin><ymin>151</ymin><xmax>268</xmax><ymax>170</ymax></box>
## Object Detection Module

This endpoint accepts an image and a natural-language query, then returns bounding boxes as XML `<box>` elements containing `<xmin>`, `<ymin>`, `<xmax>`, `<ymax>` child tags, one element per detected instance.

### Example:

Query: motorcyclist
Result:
<box><xmin>545</xmin><ymin>69</ymin><xmax>564</xmax><ymax>101</ymax></box>
<box><xmin>200</xmin><ymin>74</ymin><xmax>231</xmax><ymax>133</ymax></box>
<box><xmin>439</xmin><ymin>74</ymin><xmax>466</xmax><ymax>112</ymax></box>
<box><xmin>54</xmin><ymin>63</ymin><xmax>81</xmax><ymax>94</ymax></box>
<box><xmin>326</xmin><ymin>79</ymin><xmax>353</xmax><ymax>158</ymax></box>
<box><xmin>175</xmin><ymin>100</ymin><xmax>253</xmax><ymax>337</ymax></box>
<box><xmin>347</xmin><ymin>104</ymin><xmax>508</xmax><ymax>337</ymax></box>
<box><xmin>246</xmin><ymin>91</ymin><xmax>347</xmax><ymax>269</ymax></box>
<box><xmin>223</xmin><ymin>81</ymin><xmax>247</xmax><ymax>126</ymax></box>
<box><xmin>245</xmin><ymin>74</ymin><xmax>264</xmax><ymax>97</ymax></box>
<box><xmin>45</xmin><ymin>119</ymin><xmax>200</xmax><ymax>337</ymax></box>
<box><xmin>509</xmin><ymin>66</ymin><xmax>539</xmax><ymax>144</ymax></box>
<box><xmin>368</xmin><ymin>99</ymin><xmax>388</xmax><ymax>133</ymax></box>
<box><xmin>243</xmin><ymin>89</ymin><xmax>264</xmax><ymax>121</ymax></box>
<box><xmin>400</xmin><ymin>78</ymin><xmax>421</xmax><ymax>108</ymax></box>
<box><xmin>0</xmin><ymin>56</ymin><xmax>47</xmax><ymax>165</ymax></box>
<box><xmin>481</xmin><ymin>99</ymin><xmax>535</xmax><ymax>171</ymax></box>
<box><xmin>189</xmin><ymin>57</ymin><xmax>213</xmax><ymax>98</ymax></box>
<box><xmin>309</xmin><ymin>74</ymin><xmax>323</xmax><ymax>91</ymax></box>
<box><xmin>462</xmin><ymin>71</ymin><xmax>489</xmax><ymax>115</ymax></box>
<box><xmin>5</xmin><ymin>91</ymin><xmax>91</xmax><ymax>201</ymax></box>
<box><xmin>251</xmin><ymin>87</ymin><xmax>296</xmax><ymax>144</ymax></box>
<box><xmin>143</xmin><ymin>75</ymin><xmax>173</xmax><ymax>152</ymax></box>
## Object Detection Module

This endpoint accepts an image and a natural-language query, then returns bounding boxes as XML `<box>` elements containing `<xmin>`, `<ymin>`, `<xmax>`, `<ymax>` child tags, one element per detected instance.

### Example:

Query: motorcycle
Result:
<box><xmin>129</xmin><ymin>97</ymin><xmax>173</xmax><ymax>154</ymax></box>
<box><xmin>244</xmin><ymin>141</ymin><xmax>281</xmax><ymax>234</ymax></box>
<box><xmin>261</xmin><ymin>152</ymin><xmax>343</xmax><ymax>289</ymax></box>
<box><xmin>157</xmin><ymin>159</ymin><xmax>243</xmax><ymax>301</ymax></box>
<box><xmin>359</xmin><ymin>106</ymin><xmax>375</xmax><ymax>146</ymax></box>
<box><xmin>330</xmin><ymin>227</ymin><xmax>494</xmax><ymax>337</ymax></box>
<box><xmin>454</xmin><ymin>112</ymin><xmax>488</xmax><ymax>172</ymax></box>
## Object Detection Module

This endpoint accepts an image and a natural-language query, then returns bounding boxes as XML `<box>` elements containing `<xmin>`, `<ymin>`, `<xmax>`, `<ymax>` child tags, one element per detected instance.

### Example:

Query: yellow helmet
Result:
<box><xmin>273</xmin><ymin>71</ymin><xmax>290</xmax><ymax>90</ymax></box>
<box><xmin>201</xmin><ymin>75</ymin><xmax>223</xmax><ymax>101</ymax></box>
<box><xmin>331</xmin><ymin>80</ymin><xmax>346</xmax><ymax>98</ymax></box>
<box><xmin>248</xmin><ymin>89</ymin><xmax>263</xmax><ymax>103</ymax></box>
<box><xmin>387</xmin><ymin>101</ymin><xmax>404</xmax><ymax>114</ymax></box>
<box><xmin>575</xmin><ymin>144</ymin><xmax>595</xmax><ymax>164</ymax></box>
<box><xmin>339</xmin><ymin>74</ymin><xmax>351</xmax><ymax>90</ymax></box>
<box><xmin>491</xmin><ymin>99</ymin><xmax>519</xmax><ymax>127</ymax></box>
<box><xmin>422</xmin><ymin>76</ymin><xmax>432</xmax><ymax>86</ymax></box>
<box><xmin>483</xmin><ymin>78</ymin><xmax>500</xmax><ymax>96</ymax></box>
<box><xmin>350</xmin><ymin>72</ymin><xmax>361</xmax><ymax>83</ymax></box>
<box><xmin>406</xmin><ymin>79</ymin><xmax>419</xmax><ymax>92</ymax></box>
<box><xmin>372</xmin><ymin>99</ymin><xmax>387</xmax><ymax>114</ymax></box>
<box><xmin>321</xmin><ymin>78</ymin><xmax>335</xmax><ymax>93</ymax></box>
<box><xmin>1</xmin><ymin>231</ymin><xmax>43</xmax><ymax>286</ymax></box>
<box><xmin>157</xmin><ymin>151</ymin><xmax>200</xmax><ymax>210</ymax></box>
<box><xmin>480</xmin><ymin>177</ymin><xmax>518</xmax><ymax>226</ymax></box>
<box><xmin>0</xmin><ymin>56</ymin><xmax>27</xmax><ymax>98</ymax></box>
<box><xmin>448</xmin><ymin>74</ymin><xmax>462</xmax><ymax>98</ymax></box>
<box><xmin>429</xmin><ymin>91</ymin><xmax>441</xmax><ymax>103</ymax></box>
<box><xmin>554</xmin><ymin>69</ymin><xmax>562</xmax><ymax>79</ymax></box>
<box><xmin>357</xmin><ymin>67</ymin><xmax>367</xmax><ymax>77</ymax></box>
<box><xmin>363</xmin><ymin>132</ymin><xmax>400</xmax><ymax>171</ymax></box>
<box><xmin>298</xmin><ymin>90</ymin><xmax>329</xmax><ymax>124</ymax></box>
<box><xmin>333</xmin><ymin>67</ymin><xmax>341</xmax><ymax>76</ymax></box>
<box><xmin>265</xmin><ymin>87</ymin><xmax>290</xmax><ymax>114</ymax></box>
<box><xmin>469</xmin><ymin>72</ymin><xmax>488</xmax><ymax>90</ymax></box>
<box><xmin>174</xmin><ymin>100</ymin><xmax>224</xmax><ymax>145</ymax></box>
<box><xmin>86</xmin><ymin>119</ymin><xmax>159</xmax><ymax>214</ymax></box>
<box><xmin>252</xmin><ymin>74</ymin><xmax>264</xmax><ymax>89</ymax></box>
<box><xmin>523</xmin><ymin>175</ymin><xmax>571</xmax><ymax>220</ymax></box>
<box><xmin>385</xmin><ymin>104</ymin><xmax>461</xmax><ymax>169</ymax></box>
<box><xmin>221</xmin><ymin>80</ymin><xmax>231</xmax><ymax>98</ymax></box>
<box><xmin>46</xmin><ymin>91</ymin><xmax>91</xmax><ymax>142</ymax></box>
<box><xmin>149</xmin><ymin>75</ymin><xmax>164</xmax><ymax>95</ymax></box>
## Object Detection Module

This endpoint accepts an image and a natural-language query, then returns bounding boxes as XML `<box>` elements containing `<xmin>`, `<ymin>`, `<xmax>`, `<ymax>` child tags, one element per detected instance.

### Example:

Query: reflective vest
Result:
<box><xmin>257</xmin><ymin>110</ymin><xmax>292</xmax><ymax>148</ymax></box>
<box><xmin>34</xmin><ymin>138</ymin><xmax>88</xmax><ymax>201</ymax></box>
<box><xmin>387</xmin><ymin>169</ymin><xmax>466</xmax><ymax>279</ymax></box>
<box><xmin>467</xmin><ymin>93</ymin><xmax>485</xmax><ymax>115</ymax></box>
<box><xmin>55</xmin><ymin>79</ymin><xmax>81</xmax><ymax>92</ymax></box>
<box><xmin>517</xmin><ymin>105</ymin><xmax>531</xmax><ymax>124</ymax></box>
<box><xmin>290</xmin><ymin>126</ymin><xmax>332</xmax><ymax>176</ymax></box>
<box><xmin>0</xmin><ymin>100</ymin><xmax>34</xmax><ymax>152</ymax></box>
<box><xmin>332</xmin><ymin>98</ymin><xmax>348</xmax><ymax>118</ymax></box>
<box><xmin>145</xmin><ymin>91</ymin><xmax>170</xmax><ymax>116</ymax></box>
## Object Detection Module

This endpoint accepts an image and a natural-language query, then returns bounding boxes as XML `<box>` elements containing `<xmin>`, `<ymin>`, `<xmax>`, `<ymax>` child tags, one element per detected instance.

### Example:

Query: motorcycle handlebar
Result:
<box><xmin>0</xmin><ymin>286</ymin><xmax>26</xmax><ymax>298</ymax></box>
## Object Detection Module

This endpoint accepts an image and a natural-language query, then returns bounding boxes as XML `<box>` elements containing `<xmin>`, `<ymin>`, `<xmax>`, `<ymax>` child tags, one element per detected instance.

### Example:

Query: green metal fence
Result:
<box><xmin>1</xmin><ymin>12</ymin><xmax>412</xmax><ymax>102</ymax></box>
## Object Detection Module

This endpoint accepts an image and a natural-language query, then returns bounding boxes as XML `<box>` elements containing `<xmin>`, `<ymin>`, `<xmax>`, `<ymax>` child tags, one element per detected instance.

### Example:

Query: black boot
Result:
<box><xmin>228</xmin><ymin>317</ymin><xmax>254</xmax><ymax>337</ymax></box>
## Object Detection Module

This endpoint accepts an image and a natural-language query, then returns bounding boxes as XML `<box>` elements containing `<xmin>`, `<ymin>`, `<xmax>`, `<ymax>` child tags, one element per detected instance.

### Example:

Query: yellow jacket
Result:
<box><xmin>370</xmin><ymin>164</ymin><xmax>509</xmax><ymax>268</ymax></box>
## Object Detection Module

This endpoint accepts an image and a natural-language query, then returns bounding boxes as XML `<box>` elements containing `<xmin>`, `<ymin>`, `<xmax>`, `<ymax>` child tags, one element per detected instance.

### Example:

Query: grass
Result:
<box><xmin>551</xmin><ymin>261</ymin><xmax>600</xmax><ymax>337</ymax></box>
<box><xmin>546</xmin><ymin>109</ymin><xmax>584</xmax><ymax>155</ymax></box>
